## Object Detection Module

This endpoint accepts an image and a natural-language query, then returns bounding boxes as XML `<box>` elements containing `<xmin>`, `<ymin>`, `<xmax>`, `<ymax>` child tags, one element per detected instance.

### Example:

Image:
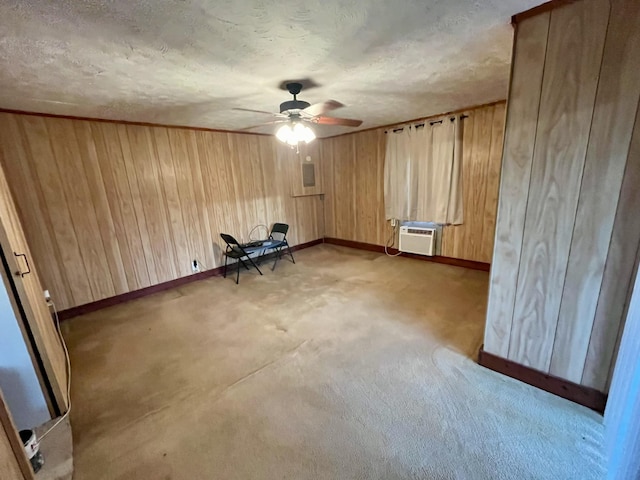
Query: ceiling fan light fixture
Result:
<box><xmin>235</xmin><ymin>81</ymin><xmax>362</xmax><ymax>135</ymax></box>
<box><xmin>276</xmin><ymin>122</ymin><xmax>316</xmax><ymax>146</ymax></box>
<box><xmin>276</xmin><ymin>124</ymin><xmax>293</xmax><ymax>144</ymax></box>
<box><xmin>294</xmin><ymin>122</ymin><xmax>316</xmax><ymax>144</ymax></box>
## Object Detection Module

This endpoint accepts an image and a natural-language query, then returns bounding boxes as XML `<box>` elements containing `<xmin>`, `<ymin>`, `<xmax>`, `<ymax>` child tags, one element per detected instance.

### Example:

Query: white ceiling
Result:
<box><xmin>0</xmin><ymin>0</ymin><xmax>541</xmax><ymax>137</ymax></box>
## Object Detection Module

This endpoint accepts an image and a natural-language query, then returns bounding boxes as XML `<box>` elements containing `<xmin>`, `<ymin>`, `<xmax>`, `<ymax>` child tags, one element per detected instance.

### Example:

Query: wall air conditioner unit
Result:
<box><xmin>399</xmin><ymin>226</ymin><xmax>436</xmax><ymax>256</ymax></box>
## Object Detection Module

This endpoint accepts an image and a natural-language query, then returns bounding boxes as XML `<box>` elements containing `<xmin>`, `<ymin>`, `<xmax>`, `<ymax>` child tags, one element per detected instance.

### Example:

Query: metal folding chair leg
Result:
<box><xmin>246</xmin><ymin>255</ymin><xmax>263</xmax><ymax>275</ymax></box>
<box><xmin>286</xmin><ymin>243</ymin><xmax>295</xmax><ymax>264</ymax></box>
<box><xmin>272</xmin><ymin>246</ymin><xmax>282</xmax><ymax>271</ymax></box>
<box><xmin>236</xmin><ymin>259</ymin><xmax>241</xmax><ymax>284</ymax></box>
<box><xmin>223</xmin><ymin>255</ymin><xmax>228</xmax><ymax>278</ymax></box>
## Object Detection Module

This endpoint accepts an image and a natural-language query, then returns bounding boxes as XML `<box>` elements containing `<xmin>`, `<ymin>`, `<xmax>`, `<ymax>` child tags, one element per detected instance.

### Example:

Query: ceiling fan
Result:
<box><xmin>233</xmin><ymin>82</ymin><xmax>363</xmax><ymax>146</ymax></box>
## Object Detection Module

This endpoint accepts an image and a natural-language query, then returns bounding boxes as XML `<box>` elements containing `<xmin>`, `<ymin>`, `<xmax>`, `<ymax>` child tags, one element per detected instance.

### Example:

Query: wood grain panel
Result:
<box><xmin>0</xmin><ymin>422</ymin><xmax>27</xmax><ymax>480</ymax></box>
<box><xmin>0</xmin><ymin>149</ymin><xmax>68</xmax><ymax>410</ymax></box>
<box><xmin>332</xmin><ymin>135</ymin><xmax>357</xmax><ymax>242</ymax></box>
<box><xmin>470</xmin><ymin>109</ymin><xmax>490</xmax><ymax>259</ymax></box>
<box><xmin>92</xmin><ymin>122</ymin><xmax>150</xmax><ymax>291</ymax></box>
<box><xmin>0</xmin><ymin>116</ymin><xmax>73</xmax><ymax>308</ymax></box>
<box><xmin>183</xmin><ymin>130</ymin><xmax>216</xmax><ymax>268</ymax></box>
<box><xmin>125</xmin><ymin>125</ymin><xmax>178</xmax><ymax>283</ymax></box>
<box><xmin>481</xmin><ymin>104</ymin><xmax>506</xmax><ymax>262</ymax></box>
<box><xmin>248</xmin><ymin>136</ymin><xmax>267</xmax><ymax>226</ymax></box>
<box><xmin>0</xmin><ymin>391</ymin><xmax>33</xmax><ymax>480</ymax></box>
<box><xmin>260</xmin><ymin>140</ymin><xmax>285</xmax><ymax>230</ymax></box>
<box><xmin>11</xmin><ymin>116</ymin><xmax>93</xmax><ymax>306</ymax></box>
<box><xmin>483</xmin><ymin>13</ymin><xmax>550</xmax><ymax>358</ymax></box>
<box><xmin>321</xmin><ymin>138</ymin><xmax>337</xmax><ymax>239</ymax></box>
<box><xmin>0</xmin><ymin>114</ymin><xmax>325</xmax><ymax>310</ymax></box>
<box><xmin>75</xmin><ymin>122</ymin><xmax>130</xmax><ymax>295</ymax></box>
<box><xmin>551</xmin><ymin>0</ymin><xmax>640</xmax><ymax>383</ymax></box>
<box><xmin>166</xmin><ymin>129</ymin><xmax>208</xmax><ymax>271</ymax></box>
<box><xmin>153</xmin><ymin>128</ymin><xmax>190</xmax><ymax>278</ymax></box>
<box><xmin>486</xmin><ymin>0</ymin><xmax>640</xmax><ymax>394</ymax></box>
<box><xmin>461</xmin><ymin>113</ymin><xmax>479</xmax><ymax>258</ymax></box>
<box><xmin>509</xmin><ymin>0</ymin><xmax>609</xmax><ymax>371</ymax></box>
<box><xmin>117</xmin><ymin>124</ymin><xmax>158</xmax><ymax>287</ymax></box>
<box><xmin>227</xmin><ymin>134</ymin><xmax>256</xmax><ymax>236</ymax></box>
<box><xmin>582</xmin><ymin>105</ymin><xmax>640</xmax><ymax>391</ymax></box>
<box><xmin>361</xmin><ymin>130</ymin><xmax>386</xmax><ymax>246</ymax></box>
<box><xmin>321</xmin><ymin>103</ymin><xmax>504</xmax><ymax>262</ymax></box>
<box><xmin>194</xmin><ymin>131</ymin><xmax>234</xmax><ymax>253</ymax></box>
<box><xmin>47</xmin><ymin>119</ymin><xmax>116</xmax><ymax>300</ymax></box>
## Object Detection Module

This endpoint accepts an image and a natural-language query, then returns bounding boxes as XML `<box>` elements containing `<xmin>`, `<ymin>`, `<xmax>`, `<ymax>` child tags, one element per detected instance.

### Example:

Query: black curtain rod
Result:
<box><xmin>386</xmin><ymin>114</ymin><xmax>469</xmax><ymax>134</ymax></box>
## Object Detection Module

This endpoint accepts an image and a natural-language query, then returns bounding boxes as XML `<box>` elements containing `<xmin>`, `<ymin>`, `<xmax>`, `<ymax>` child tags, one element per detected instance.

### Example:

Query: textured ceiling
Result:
<box><xmin>0</xmin><ymin>0</ymin><xmax>541</xmax><ymax>137</ymax></box>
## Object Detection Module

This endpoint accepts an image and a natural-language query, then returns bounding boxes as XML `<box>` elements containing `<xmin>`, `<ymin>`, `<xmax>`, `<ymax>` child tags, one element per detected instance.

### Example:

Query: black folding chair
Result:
<box><xmin>220</xmin><ymin>233</ymin><xmax>263</xmax><ymax>284</ymax></box>
<box><xmin>265</xmin><ymin>223</ymin><xmax>295</xmax><ymax>271</ymax></box>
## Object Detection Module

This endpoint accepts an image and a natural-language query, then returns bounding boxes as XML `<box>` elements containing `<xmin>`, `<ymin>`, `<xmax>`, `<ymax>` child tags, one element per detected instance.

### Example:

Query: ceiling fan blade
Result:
<box><xmin>238</xmin><ymin>120</ymin><xmax>288</xmax><ymax>131</ymax></box>
<box><xmin>302</xmin><ymin>100</ymin><xmax>344</xmax><ymax>117</ymax></box>
<box><xmin>313</xmin><ymin>116</ymin><xmax>363</xmax><ymax>127</ymax></box>
<box><xmin>233</xmin><ymin>107</ymin><xmax>281</xmax><ymax>116</ymax></box>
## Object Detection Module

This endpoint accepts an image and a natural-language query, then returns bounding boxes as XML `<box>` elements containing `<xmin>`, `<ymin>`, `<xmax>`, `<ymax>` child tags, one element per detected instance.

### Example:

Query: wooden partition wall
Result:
<box><xmin>483</xmin><ymin>0</ymin><xmax>640</xmax><ymax>395</ymax></box>
<box><xmin>0</xmin><ymin>390</ymin><xmax>33</xmax><ymax>480</ymax></box>
<box><xmin>0</xmin><ymin>114</ymin><xmax>324</xmax><ymax>311</ymax></box>
<box><xmin>320</xmin><ymin>102</ymin><xmax>505</xmax><ymax>264</ymax></box>
<box><xmin>0</xmin><ymin>147</ymin><xmax>69</xmax><ymax>411</ymax></box>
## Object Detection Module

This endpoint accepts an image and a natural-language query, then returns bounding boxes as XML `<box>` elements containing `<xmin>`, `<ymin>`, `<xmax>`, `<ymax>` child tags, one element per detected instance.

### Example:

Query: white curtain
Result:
<box><xmin>384</xmin><ymin>126</ymin><xmax>418</xmax><ymax>221</ymax></box>
<box><xmin>384</xmin><ymin>117</ymin><xmax>463</xmax><ymax>225</ymax></box>
<box><xmin>416</xmin><ymin>117</ymin><xmax>463</xmax><ymax>224</ymax></box>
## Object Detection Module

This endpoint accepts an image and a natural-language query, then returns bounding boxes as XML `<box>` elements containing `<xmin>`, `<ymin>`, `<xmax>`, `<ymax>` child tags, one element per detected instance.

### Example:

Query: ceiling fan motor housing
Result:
<box><xmin>280</xmin><ymin>82</ymin><xmax>310</xmax><ymax>113</ymax></box>
<box><xmin>280</xmin><ymin>99</ymin><xmax>311</xmax><ymax>113</ymax></box>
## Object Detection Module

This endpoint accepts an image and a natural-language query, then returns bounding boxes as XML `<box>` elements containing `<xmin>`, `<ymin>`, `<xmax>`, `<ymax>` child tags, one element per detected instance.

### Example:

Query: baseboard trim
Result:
<box><xmin>323</xmin><ymin>237</ymin><xmax>490</xmax><ymax>272</ymax></box>
<box><xmin>58</xmin><ymin>239</ymin><xmax>323</xmax><ymax>320</ymax></box>
<box><xmin>58</xmin><ymin>237</ymin><xmax>485</xmax><ymax>319</ymax></box>
<box><xmin>477</xmin><ymin>347</ymin><xmax>607</xmax><ymax>413</ymax></box>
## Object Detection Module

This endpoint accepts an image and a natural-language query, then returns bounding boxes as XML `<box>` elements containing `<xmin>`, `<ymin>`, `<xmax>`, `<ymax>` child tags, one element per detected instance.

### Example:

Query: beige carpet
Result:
<box><xmin>63</xmin><ymin>245</ymin><xmax>605</xmax><ymax>479</ymax></box>
<box><xmin>35</xmin><ymin>417</ymin><xmax>73</xmax><ymax>480</ymax></box>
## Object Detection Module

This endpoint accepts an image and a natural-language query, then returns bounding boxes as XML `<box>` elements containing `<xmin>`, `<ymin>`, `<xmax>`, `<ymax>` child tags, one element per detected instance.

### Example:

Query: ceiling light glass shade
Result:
<box><xmin>276</xmin><ymin>124</ymin><xmax>295</xmax><ymax>145</ymax></box>
<box><xmin>276</xmin><ymin>123</ymin><xmax>316</xmax><ymax>146</ymax></box>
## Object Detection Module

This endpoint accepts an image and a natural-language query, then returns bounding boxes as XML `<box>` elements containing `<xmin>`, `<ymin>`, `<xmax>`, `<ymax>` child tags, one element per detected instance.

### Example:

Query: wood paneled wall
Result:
<box><xmin>322</xmin><ymin>128</ymin><xmax>388</xmax><ymax>247</ymax></box>
<box><xmin>0</xmin><ymin>114</ymin><xmax>324</xmax><ymax>311</ymax></box>
<box><xmin>320</xmin><ymin>102</ymin><xmax>505</xmax><ymax>264</ymax></box>
<box><xmin>485</xmin><ymin>0</ymin><xmax>640</xmax><ymax>393</ymax></box>
<box><xmin>441</xmin><ymin>105</ymin><xmax>505</xmax><ymax>262</ymax></box>
<box><xmin>0</xmin><ymin>151</ymin><xmax>69</xmax><ymax>410</ymax></box>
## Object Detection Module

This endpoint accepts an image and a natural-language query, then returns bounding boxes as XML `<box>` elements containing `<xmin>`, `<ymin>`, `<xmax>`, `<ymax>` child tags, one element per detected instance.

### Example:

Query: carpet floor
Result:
<box><xmin>63</xmin><ymin>244</ymin><xmax>605</xmax><ymax>479</ymax></box>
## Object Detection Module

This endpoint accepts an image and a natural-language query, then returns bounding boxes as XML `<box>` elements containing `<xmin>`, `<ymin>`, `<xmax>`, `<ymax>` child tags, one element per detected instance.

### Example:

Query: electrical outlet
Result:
<box><xmin>192</xmin><ymin>260</ymin><xmax>201</xmax><ymax>273</ymax></box>
<box><xmin>391</xmin><ymin>218</ymin><xmax>397</xmax><ymax>227</ymax></box>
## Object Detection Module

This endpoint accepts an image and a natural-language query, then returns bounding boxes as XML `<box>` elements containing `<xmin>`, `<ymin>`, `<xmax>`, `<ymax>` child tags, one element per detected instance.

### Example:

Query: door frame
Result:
<box><xmin>0</xmin><ymin>220</ymin><xmax>64</xmax><ymax>415</ymax></box>
<box><xmin>0</xmin><ymin>389</ymin><xmax>35</xmax><ymax>480</ymax></box>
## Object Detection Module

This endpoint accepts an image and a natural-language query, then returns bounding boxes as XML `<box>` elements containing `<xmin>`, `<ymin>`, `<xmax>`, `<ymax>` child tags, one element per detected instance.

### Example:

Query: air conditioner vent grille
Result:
<box><xmin>407</xmin><ymin>228</ymin><xmax>433</xmax><ymax>235</ymax></box>
<box><xmin>399</xmin><ymin>226</ymin><xmax>436</xmax><ymax>256</ymax></box>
